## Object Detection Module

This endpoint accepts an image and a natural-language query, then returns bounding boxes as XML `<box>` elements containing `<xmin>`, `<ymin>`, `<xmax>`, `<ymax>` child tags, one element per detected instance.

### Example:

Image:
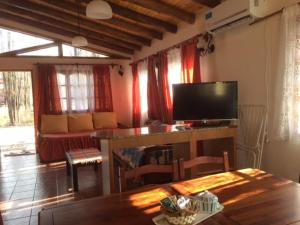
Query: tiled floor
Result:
<box><xmin>0</xmin><ymin>154</ymin><xmax>102</xmax><ymax>225</ymax></box>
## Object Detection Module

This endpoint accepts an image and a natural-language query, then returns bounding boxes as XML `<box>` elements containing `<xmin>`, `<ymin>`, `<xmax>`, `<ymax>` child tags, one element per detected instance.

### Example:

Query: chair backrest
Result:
<box><xmin>238</xmin><ymin>105</ymin><xmax>267</xmax><ymax>148</ymax></box>
<box><xmin>179</xmin><ymin>152</ymin><xmax>230</xmax><ymax>180</ymax></box>
<box><xmin>118</xmin><ymin>160</ymin><xmax>179</xmax><ymax>192</ymax></box>
<box><xmin>0</xmin><ymin>211</ymin><xmax>3</xmax><ymax>225</ymax></box>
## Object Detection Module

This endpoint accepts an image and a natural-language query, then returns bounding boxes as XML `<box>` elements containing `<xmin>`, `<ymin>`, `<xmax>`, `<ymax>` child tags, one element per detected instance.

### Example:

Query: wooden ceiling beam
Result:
<box><xmin>0</xmin><ymin>2</ymin><xmax>141</xmax><ymax>51</ymax></box>
<box><xmin>109</xmin><ymin>1</ymin><xmax>176</xmax><ymax>33</ymax></box>
<box><xmin>0</xmin><ymin>42</ymin><xmax>58</xmax><ymax>56</ymax></box>
<box><xmin>82</xmin><ymin>0</ymin><xmax>177</xmax><ymax>33</ymax></box>
<box><xmin>125</xmin><ymin>0</ymin><xmax>195</xmax><ymax>24</ymax></box>
<box><xmin>0</xmin><ymin>0</ymin><xmax>151</xmax><ymax>47</ymax></box>
<box><xmin>191</xmin><ymin>0</ymin><xmax>221</xmax><ymax>8</ymax></box>
<box><xmin>0</xmin><ymin>10</ymin><xmax>134</xmax><ymax>55</ymax></box>
<box><xmin>41</xmin><ymin>0</ymin><xmax>163</xmax><ymax>39</ymax></box>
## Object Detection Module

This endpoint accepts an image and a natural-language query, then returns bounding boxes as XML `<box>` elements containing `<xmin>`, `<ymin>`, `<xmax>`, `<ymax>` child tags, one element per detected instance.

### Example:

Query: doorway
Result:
<box><xmin>0</xmin><ymin>71</ymin><xmax>35</xmax><ymax>157</ymax></box>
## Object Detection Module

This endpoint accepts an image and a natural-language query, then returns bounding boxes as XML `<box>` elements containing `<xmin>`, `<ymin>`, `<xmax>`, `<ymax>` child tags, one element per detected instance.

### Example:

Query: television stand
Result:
<box><xmin>190</xmin><ymin>120</ymin><xmax>231</xmax><ymax>128</ymax></box>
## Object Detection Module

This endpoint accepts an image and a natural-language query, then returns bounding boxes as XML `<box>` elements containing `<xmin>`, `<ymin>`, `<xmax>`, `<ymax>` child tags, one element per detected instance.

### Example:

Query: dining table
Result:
<box><xmin>39</xmin><ymin>168</ymin><xmax>300</xmax><ymax>225</ymax></box>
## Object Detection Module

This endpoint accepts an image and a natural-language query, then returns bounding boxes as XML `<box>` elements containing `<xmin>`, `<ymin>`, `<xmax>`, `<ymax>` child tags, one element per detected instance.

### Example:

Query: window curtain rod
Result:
<box><xmin>129</xmin><ymin>33</ymin><xmax>203</xmax><ymax>66</ymax></box>
<box><xmin>34</xmin><ymin>63</ymin><xmax>120</xmax><ymax>67</ymax></box>
<box><xmin>250</xmin><ymin>2</ymin><xmax>300</xmax><ymax>25</ymax></box>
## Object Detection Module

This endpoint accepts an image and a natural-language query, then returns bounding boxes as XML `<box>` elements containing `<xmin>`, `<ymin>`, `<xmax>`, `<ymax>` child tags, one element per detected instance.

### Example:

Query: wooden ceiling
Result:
<box><xmin>0</xmin><ymin>0</ymin><xmax>221</xmax><ymax>59</ymax></box>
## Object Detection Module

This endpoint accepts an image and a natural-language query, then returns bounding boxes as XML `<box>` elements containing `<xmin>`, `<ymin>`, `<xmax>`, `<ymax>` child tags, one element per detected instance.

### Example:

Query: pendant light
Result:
<box><xmin>86</xmin><ymin>0</ymin><xmax>112</xmax><ymax>19</ymax></box>
<box><xmin>72</xmin><ymin>0</ymin><xmax>88</xmax><ymax>47</ymax></box>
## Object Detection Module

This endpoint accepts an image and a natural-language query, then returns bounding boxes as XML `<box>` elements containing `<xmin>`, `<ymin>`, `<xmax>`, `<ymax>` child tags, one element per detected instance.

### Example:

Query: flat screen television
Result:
<box><xmin>172</xmin><ymin>81</ymin><xmax>238</xmax><ymax>121</ymax></box>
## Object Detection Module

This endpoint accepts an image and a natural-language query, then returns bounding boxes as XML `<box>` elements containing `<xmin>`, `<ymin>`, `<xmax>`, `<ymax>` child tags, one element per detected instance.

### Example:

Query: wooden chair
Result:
<box><xmin>0</xmin><ymin>211</ymin><xmax>3</xmax><ymax>225</ymax></box>
<box><xmin>118</xmin><ymin>160</ymin><xmax>179</xmax><ymax>192</ymax></box>
<box><xmin>178</xmin><ymin>151</ymin><xmax>230</xmax><ymax>180</ymax></box>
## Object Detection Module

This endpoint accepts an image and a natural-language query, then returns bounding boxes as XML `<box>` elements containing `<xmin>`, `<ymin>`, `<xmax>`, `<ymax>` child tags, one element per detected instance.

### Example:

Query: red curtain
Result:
<box><xmin>132</xmin><ymin>63</ymin><xmax>141</xmax><ymax>127</ymax></box>
<box><xmin>181</xmin><ymin>37</ymin><xmax>201</xmax><ymax>83</ymax></box>
<box><xmin>147</xmin><ymin>56</ymin><xmax>161</xmax><ymax>120</ymax></box>
<box><xmin>34</xmin><ymin>64</ymin><xmax>62</xmax><ymax>151</ymax></box>
<box><xmin>157</xmin><ymin>52</ymin><xmax>173</xmax><ymax>124</ymax></box>
<box><xmin>93</xmin><ymin>65</ymin><xmax>113</xmax><ymax>112</ymax></box>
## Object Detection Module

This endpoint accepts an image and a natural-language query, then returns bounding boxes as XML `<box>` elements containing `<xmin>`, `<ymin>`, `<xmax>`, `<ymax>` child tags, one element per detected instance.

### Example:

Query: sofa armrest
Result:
<box><xmin>117</xmin><ymin>123</ymin><xmax>130</xmax><ymax>129</ymax></box>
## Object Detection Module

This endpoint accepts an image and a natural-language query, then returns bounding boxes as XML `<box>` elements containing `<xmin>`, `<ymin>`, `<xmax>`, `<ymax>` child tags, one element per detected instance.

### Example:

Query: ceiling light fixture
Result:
<box><xmin>72</xmin><ymin>0</ymin><xmax>88</xmax><ymax>47</ymax></box>
<box><xmin>72</xmin><ymin>36</ymin><xmax>88</xmax><ymax>47</ymax></box>
<box><xmin>86</xmin><ymin>0</ymin><xmax>113</xmax><ymax>19</ymax></box>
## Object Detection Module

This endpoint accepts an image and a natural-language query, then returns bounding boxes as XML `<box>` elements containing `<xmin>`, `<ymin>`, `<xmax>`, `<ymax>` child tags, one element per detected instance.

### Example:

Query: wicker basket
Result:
<box><xmin>161</xmin><ymin>207</ymin><xmax>198</xmax><ymax>225</ymax></box>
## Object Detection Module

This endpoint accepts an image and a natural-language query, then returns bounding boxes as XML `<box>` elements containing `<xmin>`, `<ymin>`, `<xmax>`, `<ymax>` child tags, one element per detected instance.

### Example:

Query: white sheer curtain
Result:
<box><xmin>55</xmin><ymin>65</ymin><xmax>94</xmax><ymax>113</ymax></box>
<box><xmin>272</xmin><ymin>5</ymin><xmax>300</xmax><ymax>140</ymax></box>
<box><xmin>167</xmin><ymin>47</ymin><xmax>182</xmax><ymax>101</ymax></box>
<box><xmin>138</xmin><ymin>60</ymin><xmax>148</xmax><ymax>126</ymax></box>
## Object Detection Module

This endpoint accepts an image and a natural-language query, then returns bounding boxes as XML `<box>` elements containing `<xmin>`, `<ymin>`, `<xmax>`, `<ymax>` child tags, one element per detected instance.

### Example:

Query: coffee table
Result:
<box><xmin>65</xmin><ymin>148</ymin><xmax>102</xmax><ymax>192</ymax></box>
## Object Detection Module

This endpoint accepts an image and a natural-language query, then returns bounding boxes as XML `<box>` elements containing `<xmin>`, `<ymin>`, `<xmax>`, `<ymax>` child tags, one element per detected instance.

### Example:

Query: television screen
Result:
<box><xmin>172</xmin><ymin>81</ymin><xmax>238</xmax><ymax>121</ymax></box>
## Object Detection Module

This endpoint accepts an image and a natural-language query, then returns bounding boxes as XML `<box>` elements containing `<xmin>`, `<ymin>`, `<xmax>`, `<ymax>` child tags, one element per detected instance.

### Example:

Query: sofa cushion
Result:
<box><xmin>93</xmin><ymin>112</ymin><xmax>117</xmax><ymax>129</ymax></box>
<box><xmin>41</xmin><ymin>114</ymin><xmax>68</xmax><ymax>134</ymax></box>
<box><xmin>68</xmin><ymin>113</ymin><xmax>94</xmax><ymax>133</ymax></box>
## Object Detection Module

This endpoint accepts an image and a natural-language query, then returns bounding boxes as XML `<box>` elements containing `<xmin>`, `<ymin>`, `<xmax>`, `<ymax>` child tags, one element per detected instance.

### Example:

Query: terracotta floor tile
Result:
<box><xmin>0</xmin><ymin>192</ymin><xmax>12</xmax><ymax>202</ymax></box>
<box><xmin>16</xmin><ymin>180</ymin><xmax>36</xmax><ymax>187</ymax></box>
<box><xmin>33</xmin><ymin>192</ymin><xmax>57</xmax><ymax>201</ymax></box>
<box><xmin>3</xmin><ymin>198</ymin><xmax>34</xmax><ymax>211</ymax></box>
<box><xmin>1</xmin><ymin>182</ymin><xmax>17</xmax><ymax>188</ymax></box>
<box><xmin>10</xmin><ymin>191</ymin><xmax>34</xmax><ymax>201</ymax></box>
<box><xmin>3</xmin><ymin>208</ymin><xmax>32</xmax><ymax>220</ymax></box>
<box><xmin>3</xmin><ymin>216</ymin><xmax>30</xmax><ymax>225</ymax></box>
<box><xmin>30</xmin><ymin>206</ymin><xmax>42</xmax><ymax>216</ymax></box>
<box><xmin>17</xmin><ymin>176</ymin><xmax>37</xmax><ymax>181</ymax></box>
<box><xmin>0</xmin><ymin>189</ymin><xmax>13</xmax><ymax>196</ymax></box>
<box><xmin>13</xmin><ymin>185</ymin><xmax>35</xmax><ymax>193</ymax></box>
<box><xmin>1</xmin><ymin>153</ymin><xmax>102</xmax><ymax>225</ymax></box>
<box><xmin>1</xmin><ymin>177</ymin><xmax>18</xmax><ymax>183</ymax></box>
<box><xmin>29</xmin><ymin>216</ymin><xmax>38</xmax><ymax>225</ymax></box>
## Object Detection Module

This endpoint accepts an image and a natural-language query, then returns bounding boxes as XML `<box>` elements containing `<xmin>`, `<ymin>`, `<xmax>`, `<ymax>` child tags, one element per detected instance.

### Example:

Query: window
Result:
<box><xmin>0</xmin><ymin>28</ymin><xmax>108</xmax><ymax>58</ymax></box>
<box><xmin>138</xmin><ymin>61</ymin><xmax>148</xmax><ymax>124</ymax></box>
<box><xmin>0</xmin><ymin>28</ymin><xmax>52</xmax><ymax>54</ymax></box>
<box><xmin>56</xmin><ymin>65</ymin><xmax>94</xmax><ymax>113</ymax></box>
<box><xmin>62</xmin><ymin>44</ymin><xmax>108</xmax><ymax>58</ymax></box>
<box><xmin>167</xmin><ymin>48</ymin><xmax>182</xmax><ymax>101</ymax></box>
<box><xmin>19</xmin><ymin>46</ymin><xmax>59</xmax><ymax>56</ymax></box>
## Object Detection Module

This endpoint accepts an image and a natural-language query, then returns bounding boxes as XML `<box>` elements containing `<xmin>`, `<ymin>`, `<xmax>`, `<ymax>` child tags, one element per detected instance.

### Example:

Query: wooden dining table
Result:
<box><xmin>39</xmin><ymin>168</ymin><xmax>300</xmax><ymax>225</ymax></box>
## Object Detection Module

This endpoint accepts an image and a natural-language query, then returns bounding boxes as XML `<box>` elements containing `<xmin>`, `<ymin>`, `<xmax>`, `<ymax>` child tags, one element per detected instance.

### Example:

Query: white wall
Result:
<box><xmin>0</xmin><ymin>57</ymin><xmax>132</xmax><ymax>126</ymax></box>
<box><xmin>132</xmin><ymin>9</ymin><xmax>300</xmax><ymax>181</ymax></box>
<box><xmin>201</xmin><ymin>14</ymin><xmax>300</xmax><ymax>182</ymax></box>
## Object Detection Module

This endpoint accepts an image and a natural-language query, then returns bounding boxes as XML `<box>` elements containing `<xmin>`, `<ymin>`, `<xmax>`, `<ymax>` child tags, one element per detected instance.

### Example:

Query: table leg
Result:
<box><xmin>66</xmin><ymin>160</ymin><xmax>71</xmax><ymax>176</ymax></box>
<box><xmin>94</xmin><ymin>163</ymin><xmax>98</xmax><ymax>171</ymax></box>
<box><xmin>190</xmin><ymin>139</ymin><xmax>198</xmax><ymax>177</ymax></box>
<box><xmin>100</xmin><ymin>140</ymin><xmax>115</xmax><ymax>195</ymax></box>
<box><xmin>71</xmin><ymin>165</ymin><xmax>79</xmax><ymax>192</ymax></box>
<box><xmin>233</xmin><ymin>132</ymin><xmax>237</xmax><ymax>169</ymax></box>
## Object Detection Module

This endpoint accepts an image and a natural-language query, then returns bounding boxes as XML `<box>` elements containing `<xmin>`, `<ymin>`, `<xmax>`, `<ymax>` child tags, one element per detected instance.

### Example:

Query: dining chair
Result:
<box><xmin>0</xmin><ymin>211</ymin><xmax>3</xmax><ymax>225</ymax></box>
<box><xmin>178</xmin><ymin>151</ymin><xmax>230</xmax><ymax>180</ymax></box>
<box><xmin>118</xmin><ymin>160</ymin><xmax>179</xmax><ymax>192</ymax></box>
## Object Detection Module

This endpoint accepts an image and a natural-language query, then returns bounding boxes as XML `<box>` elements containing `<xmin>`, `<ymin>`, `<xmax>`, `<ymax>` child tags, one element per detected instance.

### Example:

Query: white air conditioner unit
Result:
<box><xmin>204</xmin><ymin>0</ymin><xmax>300</xmax><ymax>33</ymax></box>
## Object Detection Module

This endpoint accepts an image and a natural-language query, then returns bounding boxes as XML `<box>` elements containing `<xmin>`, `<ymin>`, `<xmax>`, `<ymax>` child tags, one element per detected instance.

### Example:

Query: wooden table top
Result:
<box><xmin>91</xmin><ymin>125</ymin><xmax>234</xmax><ymax>140</ymax></box>
<box><xmin>39</xmin><ymin>169</ymin><xmax>300</xmax><ymax>225</ymax></box>
<box><xmin>66</xmin><ymin>148</ymin><xmax>102</xmax><ymax>165</ymax></box>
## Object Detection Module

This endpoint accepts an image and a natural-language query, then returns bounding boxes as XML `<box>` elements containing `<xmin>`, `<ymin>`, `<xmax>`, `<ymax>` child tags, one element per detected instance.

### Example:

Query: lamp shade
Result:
<box><xmin>86</xmin><ymin>0</ymin><xmax>112</xmax><ymax>19</ymax></box>
<box><xmin>72</xmin><ymin>36</ymin><xmax>88</xmax><ymax>47</ymax></box>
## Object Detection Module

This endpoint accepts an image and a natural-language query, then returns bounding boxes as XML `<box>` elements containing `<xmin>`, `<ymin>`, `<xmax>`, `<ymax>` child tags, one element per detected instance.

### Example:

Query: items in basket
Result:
<box><xmin>160</xmin><ymin>195</ymin><xmax>198</xmax><ymax>225</ymax></box>
<box><xmin>159</xmin><ymin>191</ymin><xmax>220</xmax><ymax>225</ymax></box>
<box><xmin>196</xmin><ymin>191</ymin><xmax>219</xmax><ymax>213</ymax></box>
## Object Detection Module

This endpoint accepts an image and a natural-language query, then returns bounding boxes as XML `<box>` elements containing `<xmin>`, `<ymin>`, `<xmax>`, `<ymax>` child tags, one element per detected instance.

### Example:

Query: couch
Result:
<box><xmin>38</xmin><ymin>112</ymin><xmax>126</xmax><ymax>163</ymax></box>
